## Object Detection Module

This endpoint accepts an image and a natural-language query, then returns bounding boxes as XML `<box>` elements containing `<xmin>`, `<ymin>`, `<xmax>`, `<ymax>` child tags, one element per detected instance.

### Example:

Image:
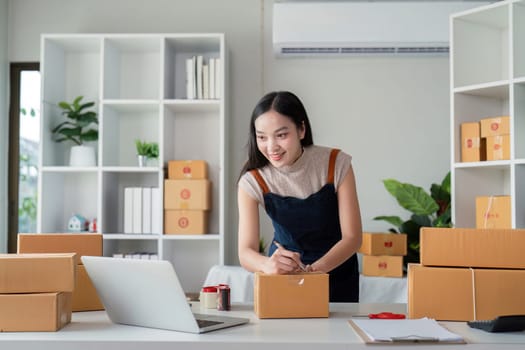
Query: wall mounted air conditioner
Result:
<box><xmin>273</xmin><ymin>1</ymin><xmax>492</xmax><ymax>56</ymax></box>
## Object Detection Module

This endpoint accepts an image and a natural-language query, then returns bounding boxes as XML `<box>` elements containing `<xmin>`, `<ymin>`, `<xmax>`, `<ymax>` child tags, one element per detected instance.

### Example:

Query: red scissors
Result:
<box><xmin>368</xmin><ymin>312</ymin><xmax>406</xmax><ymax>319</ymax></box>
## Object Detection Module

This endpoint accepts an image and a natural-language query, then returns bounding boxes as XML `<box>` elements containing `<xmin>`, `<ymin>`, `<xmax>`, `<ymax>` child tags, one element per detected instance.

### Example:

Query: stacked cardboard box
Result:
<box><xmin>359</xmin><ymin>233</ymin><xmax>407</xmax><ymax>277</ymax></box>
<box><xmin>460</xmin><ymin>116</ymin><xmax>510</xmax><ymax>162</ymax></box>
<box><xmin>17</xmin><ymin>233</ymin><xmax>104</xmax><ymax>312</ymax></box>
<box><xmin>408</xmin><ymin>227</ymin><xmax>525</xmax><ymax>321</ymax></box>
<box><xmin>164</xmin><ymin>160</ymin><xmax>211</xmax><ymax>234</ymax></box>
<box><xmin>0</xmin><ymin>253</ymin><xmax>76</xmax><ymax>331</ymax></box>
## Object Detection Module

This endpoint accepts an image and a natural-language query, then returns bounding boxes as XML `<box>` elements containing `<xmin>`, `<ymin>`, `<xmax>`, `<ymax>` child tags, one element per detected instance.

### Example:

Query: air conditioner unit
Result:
<box><xmin>273</xmin><ymin>1</ymin><xmax>492</xmax><ymax>56</ymax></box>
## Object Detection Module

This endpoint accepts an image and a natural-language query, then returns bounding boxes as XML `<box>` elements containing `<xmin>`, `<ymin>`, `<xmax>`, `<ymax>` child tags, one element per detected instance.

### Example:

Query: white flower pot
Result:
<box><xmin>69</xmin><ymin>145</ymin><xmax>96</xmax><ymax>167</ymax></box>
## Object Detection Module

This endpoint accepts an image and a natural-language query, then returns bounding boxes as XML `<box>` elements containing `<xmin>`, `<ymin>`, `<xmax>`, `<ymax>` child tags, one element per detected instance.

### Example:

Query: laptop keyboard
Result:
<box><xmin>196</xmin><ymin>319</ymin><xmax>224</xmax><ymax>328</ymax></box>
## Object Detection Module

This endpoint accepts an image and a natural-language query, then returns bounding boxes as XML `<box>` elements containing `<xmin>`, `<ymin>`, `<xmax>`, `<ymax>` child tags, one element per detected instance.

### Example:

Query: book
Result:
<box><xmin>185</xmin><ymin>57</ymin><xmax>196</xmax><ymax>99</ymax></box>
<box><xmin>215</xmin><ymin>57</ymin><xmax>221</xmax><ymax>99</ymax></box>
<box><xmin>202</xmin><ymin>63</ymin><xmax>209</xmax><ymax>99</ymax></box>
<box><xmin>209</xmin><ymin>58</ymin><xmax>216</xmax><ymax>99</ymax></box>
<box><xmin>124</xmin><ymin>187</ymin><xmax>133</xmax><ymax>233</ymax></box>
<box><xmin>151</xmin><ymin>187</ymin><xmax>161</xmax><ymax>235</ymax></box>
<box><xmin>132</xmin><ymin>187</ymin><xmax>142</xmax><ymax>234</ymax></box>
<box><xmin>142</xmin><ymin>187</ymin><xmax>152</xmax><ymax>234</ymax></box>
<box><xmin>196</xmin><ymin>55</ymin><xmax>203</xmax><ymax>99</ymax></box>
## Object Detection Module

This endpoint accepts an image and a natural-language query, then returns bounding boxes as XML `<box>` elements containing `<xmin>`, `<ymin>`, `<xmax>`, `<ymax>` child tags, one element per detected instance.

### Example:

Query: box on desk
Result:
<box><xmin>362</xmin><ymin>255</ymin><xmax>404</xmax><ymax>277</ymax></box>
<box><xmin>164</xmin><ymin>210</ymin><xmax>208</xmax><ymax>235</ymax></box>
<box><xmin>168</xmin><ymin>160</ymin><xmax>208</xmax><ymax>179</ymax></box>
<box><xmin>254</xmin><ymin>272</ymin><xmax>329</xmax><ymax>318</ymax></box>
<box><xmin>359</xmin><ymin>233</ymin><xmax>407</xmax><ymax>256</ymax></box>
<box><xmin>18</xmin><ymin>233</ymin><xmax>103</xmax><ymax>264</ymax></box>
<box><xmin>0</xmin><ymin>253</ymin><xmax>76</xmax><ymax>293</ymax></box>
<box><xmin>476</xmin><ymin>196</ymin><xmax>511</xmax><ymax>229</ymax></box>
<box><xmin>0</xmin><ymin>292</ymin><xmax>71</xmax><ymax>332</ymax></box>
<box><xmin>420</xmin><ymin>227</ymin><xmax>524</xmax><ymax>269</ymax></box>
<box><xmin>408</xmin><ymin>264</ymin><xmax>525</xmax><ymax>321</ymax></box>
<box><xmin>72</xmin><ymin>264</ymin><xmax>104</xmax><ymax>312</ymax></box>
<box><xmin>164</xmin><ymin>179</ymin><xmax>211</xmax><ymax>210</ymax></box>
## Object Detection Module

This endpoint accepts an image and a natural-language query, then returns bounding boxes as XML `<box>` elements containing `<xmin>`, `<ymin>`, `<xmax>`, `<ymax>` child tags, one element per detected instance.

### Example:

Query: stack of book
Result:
<box><xmin>359</xmin><ymin>232</ymin><xmax>407</xmax><ymax>278</ymax></box>
<box><xmin>186</xmin><ymin>55</ymin><xmax>221</xmax><ymax>100</ymax></box>
<box><xmin>123</xmin><ymin>187</ymin><xmax>161</xmax><ymax>234</ymax></box>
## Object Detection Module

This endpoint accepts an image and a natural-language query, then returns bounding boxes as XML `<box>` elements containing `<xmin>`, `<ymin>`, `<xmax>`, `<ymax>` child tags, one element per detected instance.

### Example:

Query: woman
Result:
<box><xmin>237</xmin><ymin>91</ymin><xmax>363</xmax><ymax>302</ymax></box>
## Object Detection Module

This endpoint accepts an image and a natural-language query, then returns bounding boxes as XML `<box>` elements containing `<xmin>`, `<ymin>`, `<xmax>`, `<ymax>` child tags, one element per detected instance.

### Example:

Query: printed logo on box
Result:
<box><xmin>178</xmin><ymin>217</ymin><xmax>189</xmax><ymax>228</ymax></box>
<box><xmin>491</xmin><ymin>122</ymin><xmax>499</xmax><ymax>131</ymax></box>
<box><xmin>378</xmin><ymin>262</ymin><xmax>388</xmax><ymax>269</ymax></box>
<box><xmin>180</xmin><ymin>189</ymin><xmax>191</xmax><ymax>200</ymax></box>
<box><xmin>183</xmin><ymin>166</ymin><xmax>191</xmax><ymax>175</ymax></box>
<box><xmin>384</xmin><ymin>241</ymin><xmax>393</xmax><ymax>248</ymax></box>
<box><xmin>467</xmin><ymin>139</ymin><xmax>473</xmax><ymax>148</ymax></box>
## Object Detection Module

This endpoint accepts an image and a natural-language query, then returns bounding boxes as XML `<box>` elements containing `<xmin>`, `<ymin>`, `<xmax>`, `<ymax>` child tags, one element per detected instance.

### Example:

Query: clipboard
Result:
<box><xmin>348</xmin><ymin>318</ymin><xmax>466</xmax><ymax>344</ymax></box>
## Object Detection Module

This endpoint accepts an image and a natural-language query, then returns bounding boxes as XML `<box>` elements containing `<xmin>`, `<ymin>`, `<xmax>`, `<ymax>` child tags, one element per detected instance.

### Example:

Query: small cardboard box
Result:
<box><xmin>362</xmin><ymin>255</ymin><xmax>404</xmax><ymax>277</ymax></box>
<box><xmin>0</xmin><ymin>292</ymin><xmax>72</xmax><ymax>332</ymax></box>
<box><xmin>420</xmin><ymin>227</ymin><xmax>524</xmax><ymax>269</ymax></box>
<box><xmin>164</xmin><ymin>179</ymin><xmax>211</xmax><ymax>210</ymax></box>
<box><xmin>18</xmin><ymin>233</ymin><xmax>103</xmax><ymax>264</ymax></box>
<box><xmin>480</xmin><ymin>116</ymin><xmax>510</xmax><ymax>137</ymax></box>
<box><xmin>475</xmin><ymin>196</ymin><xmax>511</xmax><ymax>229</ymax></box>
<box><xmin>0</xmin><ymin>253</ymin><xmax>76</xmax><ymax>293</ymax></box>
<box><xmin>164</xmin><ymin>210</ymin><xmax>208</xmax><ymax>235</ymax></box>
<box><xmin>408</xmin><ymin>264</ymin><xmax>525</xmax><ymax>321</ymax></box>
<box><xmin>460</xmin><ymin>122</ymin><xmax>482</xmax><ymax>162</ymax></box>
<box><xmin>485</xmin><ymin>135</ymin><xmax>510</xmax><ymax>161</ymax></box>
<box><xmin>72</xmin><ymin>264</ymin><xmax>104</xmax><ymax>312</ymax></box>
<box><xmin>359</xmin><ymin>233</ymin><xmax>407</xmax><ymax>256</ymax></box>
<box><xmin>254</xmin><ymin>272</ymin><xmax>329</xmax><ymax>318</ymax></box>
<box><xmin>168</xmin><ymin>160</ymin><xmax>208</xmax><ymax>179</ymax></box>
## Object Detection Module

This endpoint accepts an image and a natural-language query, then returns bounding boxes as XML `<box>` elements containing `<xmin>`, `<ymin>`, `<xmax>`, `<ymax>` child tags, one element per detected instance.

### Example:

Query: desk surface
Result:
<box><xmin>1</xmin><ymin>303</ymin><xmax>524</xmax><ymax>350</ymax></box>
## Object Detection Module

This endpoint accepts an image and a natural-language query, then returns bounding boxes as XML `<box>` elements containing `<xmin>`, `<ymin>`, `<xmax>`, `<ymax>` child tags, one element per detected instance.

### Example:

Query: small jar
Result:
<box><xmin>200</xmin><ymin>286</ymin><xmax>218</xmax><ymax>309</ymax></box>
<box><xmin>217</xmin><ymin>284</ymin><xmax>231</xmax><ymax>311</ymax></box>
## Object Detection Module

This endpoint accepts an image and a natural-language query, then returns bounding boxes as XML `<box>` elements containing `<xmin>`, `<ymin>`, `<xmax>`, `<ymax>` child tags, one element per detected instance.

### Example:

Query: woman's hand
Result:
<box><xmin>262</xmin><ymin>242</ymin><xmax>306</xmax><ymax>274</ymax></box>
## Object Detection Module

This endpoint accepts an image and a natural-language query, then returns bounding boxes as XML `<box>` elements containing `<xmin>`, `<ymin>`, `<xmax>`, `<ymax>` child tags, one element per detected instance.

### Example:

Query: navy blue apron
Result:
<box><xmin>250</xmin><ymin>149</ymin><xmax>359</xmax><ymax>302</ymax></box>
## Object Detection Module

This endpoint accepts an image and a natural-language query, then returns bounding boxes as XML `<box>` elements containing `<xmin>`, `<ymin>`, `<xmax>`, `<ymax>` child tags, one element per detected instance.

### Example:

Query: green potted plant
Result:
<box><xmin>51</xmin><ymin>96</ymin><xmax>98</xmax><ymax>166</ymax></box>
<box><xmin>135</xmin><ymin>140</ymin><xmax>159</xmax><ymax>167</ymax></box>
<box><xmin>373</xmin><ymin>172</ymin><xmax>452</xmax><ymax>267</ymax></box>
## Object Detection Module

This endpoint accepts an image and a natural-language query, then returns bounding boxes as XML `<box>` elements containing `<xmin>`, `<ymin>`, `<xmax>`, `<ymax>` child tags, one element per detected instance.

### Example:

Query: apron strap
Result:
<box><xmin>327</xmin><ymin>148</ymin><xmax>340</xmax><ymax>184</ymax></box>
<box><xmin>250</xmin><ymin>169</ymin><xmax>270</xmax><ymax>194</ymax></box>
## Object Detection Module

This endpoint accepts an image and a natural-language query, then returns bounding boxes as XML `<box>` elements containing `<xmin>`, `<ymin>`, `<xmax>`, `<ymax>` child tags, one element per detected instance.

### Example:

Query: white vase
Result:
<box><xmin>69</xmin><ymin>145</ymin><xmax>96</xmax><ymax>167</ymax></box>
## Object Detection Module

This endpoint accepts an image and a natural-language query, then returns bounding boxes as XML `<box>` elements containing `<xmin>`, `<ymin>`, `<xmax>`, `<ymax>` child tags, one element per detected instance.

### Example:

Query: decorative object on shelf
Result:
<box><xmin>373</xmin><ymin>171</ymin><xmax>452</xmax><ymax>267</ymax></box>
<box><xmin>51</xmin><ymin>96</ymin><xmax>98</xmax><ymax>167</ymax></box>
<box><xmin>135</xmin><ymin>140</ymin><xmax>159</xmax><ymax>167</ymax></box>
<box><xmin>88</xmin><ymin>218</ymin><xmax>98</xmax><ymax>233</ymax></box>
<box><xmin>68</xmin><ymin>214</ymin><xmax>89</xmax><ymax>232</ymax></box>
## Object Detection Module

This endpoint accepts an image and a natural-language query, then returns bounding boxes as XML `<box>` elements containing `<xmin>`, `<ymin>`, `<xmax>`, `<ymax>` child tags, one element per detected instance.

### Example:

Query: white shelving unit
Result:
<box><xmin>450</xmin><ymin>0</ymin><xmax>525</xmax><ymax>228</ymax></box>
<box><xmin>37</xmin><ymin>33</ymin><xmax>227</xmax><ymax>292</ymax></box>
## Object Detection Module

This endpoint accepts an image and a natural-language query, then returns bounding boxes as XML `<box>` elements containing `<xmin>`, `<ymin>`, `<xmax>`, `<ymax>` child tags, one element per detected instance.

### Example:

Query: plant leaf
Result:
<box><xmin>411</xmin><ymin>214</ymin><xmax>431</xmax><ymax>227</ymax></box>
<box><xmin>383</xmin><ymin>179</ymin><xmax>403</xmax><ymax>198</ymax></box>
<box><xmin>395</xmin><ymin>183</ymin><xmax>439</xmax><ymax>215</ymax></box>
<box><xmin>373</xmin><ymin>215</ymin><xmax>403</xmax><ymax>229</ymax></box>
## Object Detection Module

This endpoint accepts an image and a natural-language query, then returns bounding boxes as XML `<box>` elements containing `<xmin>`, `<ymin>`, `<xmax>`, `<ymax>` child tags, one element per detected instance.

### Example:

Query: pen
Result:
<box><xmin>274</xmin><ymin>241</ymin><xmax>307</xmax><ymax>272</ymax></box>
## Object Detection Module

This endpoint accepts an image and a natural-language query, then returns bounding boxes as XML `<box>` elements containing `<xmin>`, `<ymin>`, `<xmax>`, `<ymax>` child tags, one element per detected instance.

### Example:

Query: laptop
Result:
<box><xmin>81</xmin><ymin>256</ymin><xmax>249</xmax><ymax>333</ymax></box>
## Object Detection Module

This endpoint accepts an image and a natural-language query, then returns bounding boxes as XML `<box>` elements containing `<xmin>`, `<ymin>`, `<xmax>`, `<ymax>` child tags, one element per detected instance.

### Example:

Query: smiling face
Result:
<box><xmin>254</xmin><ymin>109</ymin><xmax>305</xmax><ymax>168</ymax></box>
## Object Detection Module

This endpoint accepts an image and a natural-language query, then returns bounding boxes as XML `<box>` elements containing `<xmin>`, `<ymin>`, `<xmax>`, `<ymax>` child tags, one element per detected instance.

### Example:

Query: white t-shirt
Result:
<box><xmin>238</xmin><ymin>145</ymin><xmax>353</xmax><ymax>206</ymax></box>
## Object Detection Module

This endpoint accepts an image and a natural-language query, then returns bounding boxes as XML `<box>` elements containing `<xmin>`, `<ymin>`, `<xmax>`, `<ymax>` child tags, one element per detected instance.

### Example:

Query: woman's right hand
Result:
<box><xmin>262</xmin><ymin>242</ymin><xmax>305</xmax><ymax>274</ymax></box>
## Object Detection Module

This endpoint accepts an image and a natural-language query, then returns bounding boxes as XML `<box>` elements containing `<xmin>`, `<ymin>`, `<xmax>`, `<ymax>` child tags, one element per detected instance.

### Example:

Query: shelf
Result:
<box><xmin>453</xmin><ymin>80</ymin><xmax>509</xmax><ymax>98</ymax></box>
<box><xmin>103</xmin><ymin>234</ymin><xmax>160</xmax><ymax>240</ymax></box>
<box><xmin>162</xmin><ymin>234</ymin><xmax>220</xmax><ymax>240</ymax></box>
<box><xmin>453</xmin><ymin>160</ymin><xmax>511</xmax><ymax>169</ymax></box>
<box><xmin>163</xmin><ymin>99</ymin><xmax>220</xmax><ymax>113</ymax></box>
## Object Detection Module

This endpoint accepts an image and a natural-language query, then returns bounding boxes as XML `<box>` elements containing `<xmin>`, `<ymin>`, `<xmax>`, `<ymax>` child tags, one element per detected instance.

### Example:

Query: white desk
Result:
<box><xmin>203</xmin><ymin>265</ymin><xmax>407</xmax><ymax>303</ymax></box>
<box><xmin>1</xmin><ymin>303</ymin><xmax>524</xmax><ymax>350</ymax></box>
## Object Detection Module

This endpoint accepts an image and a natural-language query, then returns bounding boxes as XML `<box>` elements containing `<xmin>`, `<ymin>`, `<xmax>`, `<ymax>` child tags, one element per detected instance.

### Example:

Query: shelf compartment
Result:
<box><xmin>103</xmin><ymin>238</ymin><xmax>159</xmax><ymax>258</ymax></box>
<box><xmin>101</xmin><ymin>171</ymin><xmax>160</xmax><ymax>234</ymax></box>
<box><xmin>101</xmin><ymin>103</ymin><xmax>160</xmax><ymax>167</ymax></box>
<box><xmin>452</xmin><ymin>2</ymin><xmax>509</xmax><ymax>88</ymax></box>
<box><xmin>514</xmin><ymin>82</ymin><xmax>525</xmax><ymax>159</ymax></box>
<box><xmin>452</xmin><ymin>166</ymin><xmax>511</xmax><ymax>228</ymax></box>
<box><xmin>452</xmin><ymin>87</ymin><xmax>510</xmax><ymax>163</ymax></box>
<box><xmin>163</xmin><ymin>35</ymin><xmax>222</xmax><ymax>100</ymax></box>
<box><xmin>103</xmin><ymin>36</ymin><xmax>162</xmax><ymax>100</ymax></box>
<box><xmin>514</xmin><ymin>1</ymin><xmax>525</xmax><ymax>79</ymax></box>
<box><xmin>515</xmin><ymin>164</ymin><xmax>525</xmax><ymax>228</ymax></box>
<box><xmin>39</xmin><ymin>171</ymin><xmax>98</xmax><ymax>233</ymax></box>
<box><xmin>162</xmin><ymin>239</ymin><xmax>220</xmax><ymax>293</ymax></box>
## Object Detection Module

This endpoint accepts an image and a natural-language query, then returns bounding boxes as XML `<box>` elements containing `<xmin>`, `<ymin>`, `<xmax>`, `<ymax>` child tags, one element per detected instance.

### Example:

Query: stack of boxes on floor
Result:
<box><xmin>461</xmin><ymin>116</ymin><xmax>511</xmax><ymax>229</ymax></box>
<box><xmin>164</xmin><ymin>160</ymin><xmax>211</xmax><ymax>234</ymax></box>
<box><xmin>17</xmin><ymin>233</ymin><xmax>104</xmax><ymax>312</ymax></box>
<box><xmin>359</xmin><ymin>233</ymin><xmax>407</xmax><ymax>278</ymax></box>
<box><xmin>408</xmin><ymin>227</ymin><xmax>525</xmax><ymax>321</ymax></box>
<box><xmin>0</xmin><ymin>253</ymin><xmax>76</xmax><ymax>331</ymax></box>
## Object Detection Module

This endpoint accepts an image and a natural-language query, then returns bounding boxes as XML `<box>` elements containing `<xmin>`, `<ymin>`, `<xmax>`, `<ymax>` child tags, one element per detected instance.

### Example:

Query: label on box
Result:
<box><xmin>168</xmin><ymin>160</ymin><xmax>208</xmax><ymax>179</ymax></box>
<box><xmin>475</xmin><ymin>196</ymin><xmax>511</xmax><ymax>229</ymax></box>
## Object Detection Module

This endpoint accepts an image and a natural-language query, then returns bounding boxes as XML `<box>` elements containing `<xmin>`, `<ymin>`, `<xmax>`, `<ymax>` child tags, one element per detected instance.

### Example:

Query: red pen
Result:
<box><xmin>368</xmin><ymin>312</ymin><xmax>406</xmax><ymax>319</ymax></box>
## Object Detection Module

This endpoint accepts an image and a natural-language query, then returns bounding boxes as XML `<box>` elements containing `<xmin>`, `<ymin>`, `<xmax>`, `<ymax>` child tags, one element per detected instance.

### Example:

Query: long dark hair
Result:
<box><xmin>238</xmin><ymin>91</ymin><xmax>314</xmax><ymax>180</ymax></box>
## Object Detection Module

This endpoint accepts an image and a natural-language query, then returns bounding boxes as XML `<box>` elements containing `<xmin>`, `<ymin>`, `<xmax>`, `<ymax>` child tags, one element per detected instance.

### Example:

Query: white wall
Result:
<box><xmin>5</xmin><ymin>0</ymin><xmax>452</xmax><ymax>264</ymax></box>
<box><xmin>0</xmin><ymin>0</ymin><xmax>8</xmax><ymax>253</ymax></box>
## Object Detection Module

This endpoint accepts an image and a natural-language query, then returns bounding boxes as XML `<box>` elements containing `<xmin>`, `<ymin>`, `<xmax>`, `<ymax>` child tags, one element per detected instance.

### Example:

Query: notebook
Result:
<box><xmin>81</xmin><ymin>256</ymin><xmax>249</xmax><ymax>333</ymax></box>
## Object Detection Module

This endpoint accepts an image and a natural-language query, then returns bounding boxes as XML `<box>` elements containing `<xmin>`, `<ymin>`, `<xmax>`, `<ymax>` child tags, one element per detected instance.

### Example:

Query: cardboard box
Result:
<box><xmin>359</xmin><ymin>233</ymin><xmax>407</xmax><ymax>256</ymax></box>
<box><xmin>164</xmin><ymin>179</ymin><xmax>211</xmax><ymax>210</ymax></box>
<box><xmin>362</xmin><ymin>255</ymin><xmax>404</xmax><ymax>277</ymax></box>
<box><xmin>480</xmin><ymin>116</ymin><xmax>510</xmax><ymax>137</ymax></box>
<box><xmin>460</xmin><ymin>122</ymin><xmax>482</xmax><ymax>162</ymax></box>
<box><xmin>420</xmin><ymin>227</ymin><xmax>524</xmax><ymax>269</ymax></box>
<box><xmin>475</xmin><ymin>196</ymin><xmax>511</xmax><ymax>229</ymax></box>
<box><xmin>408</xmin><ymin>264</ymin><xmax>525</xmax><ymax>321</ymax></box>
<box><xmin>168</xmin><ymin>160</ymin><xmax>208</xmax><ymax>179</ymax></box>
<box><xmin>18</xmin><ymin>233</ymin><xmax>103</xmax><ymax>264</ymax></box>
<box><xmin>485</xmin><ymin>135</ymin><xmax>510</xmax><ymax>161</ymax></box>
<box><xmin>164</xmin><ymin>210</ymin><xmax>208</xmax><ymax>235</ymax></box>
<box><xmin>72</xmin><ymin>264</ymin><xmax>104</xmax><ymax>312</ymax></box>
<box><xmin>0</xmin><ymin>292</ymin><xmax>71</xmax><ymax>332</ymax></box>
<box><xmin>0</xmin><ymin>253</ymin><xmax>76</xmax><ymax>293</ymax></box>
<box><xmin>254</xmin><ymin>272</ymin><xmax>329</xmax><ymax>318</ymax></box>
